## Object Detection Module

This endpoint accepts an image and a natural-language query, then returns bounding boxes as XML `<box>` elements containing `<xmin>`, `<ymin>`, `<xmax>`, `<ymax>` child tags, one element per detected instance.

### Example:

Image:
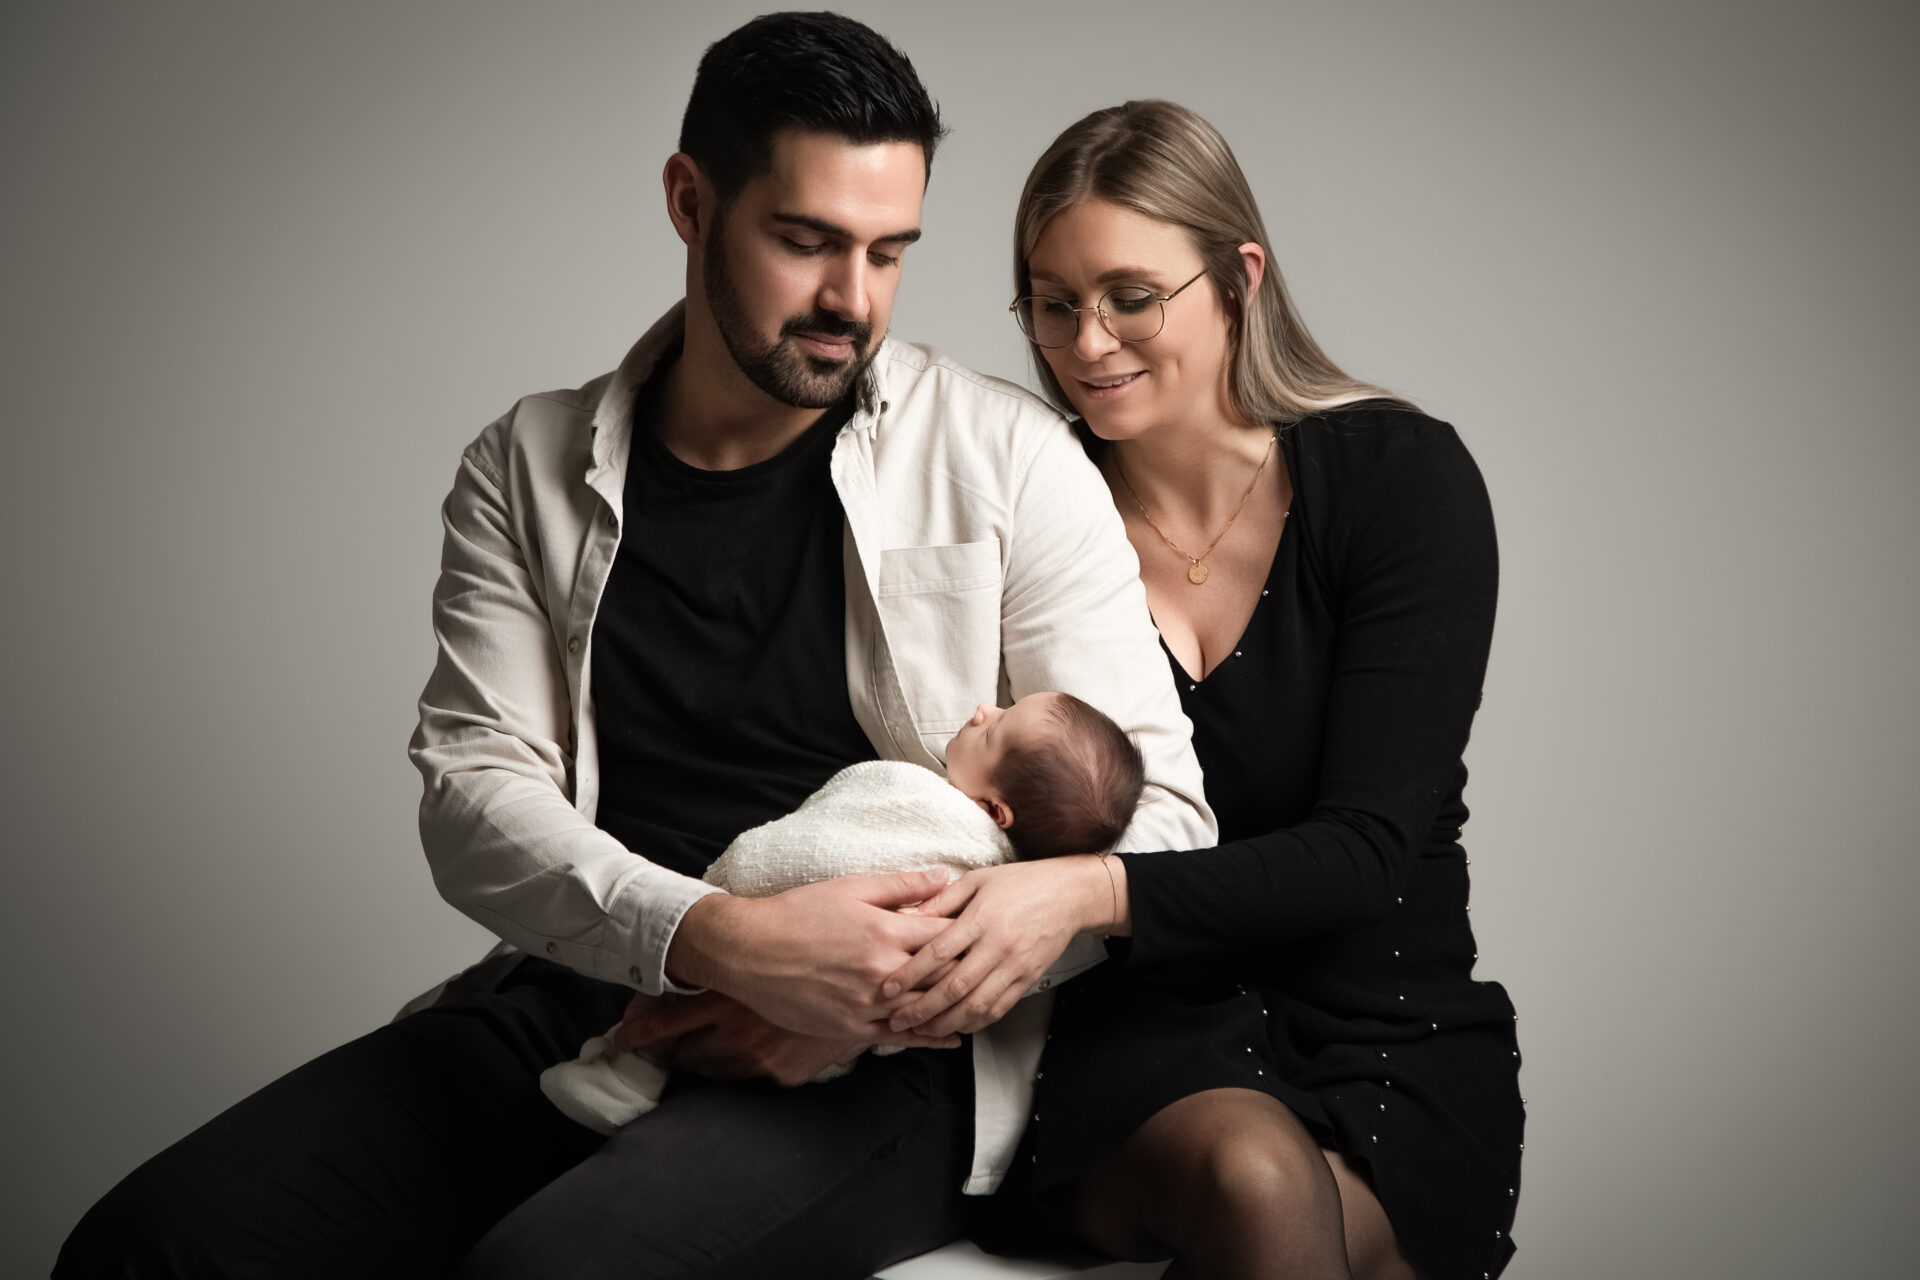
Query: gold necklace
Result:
<box><xmin>1115</xmin><ymin>434</ymin><xmax>1279</xmax><ymax>585</ymax></box>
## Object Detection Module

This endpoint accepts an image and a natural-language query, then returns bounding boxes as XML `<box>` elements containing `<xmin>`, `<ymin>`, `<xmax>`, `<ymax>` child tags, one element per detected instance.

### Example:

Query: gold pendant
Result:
<box><xmin>1187</xmin><ymin>561</ymin><xmax>1210</xmax><ymax>585</ymax></box>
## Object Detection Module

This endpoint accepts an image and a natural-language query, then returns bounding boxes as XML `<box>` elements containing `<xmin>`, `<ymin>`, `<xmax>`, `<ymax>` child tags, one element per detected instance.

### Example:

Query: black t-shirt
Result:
<box><xmin>590</xmin><ymin>380</ymin><xmax>876</xmax><ymax>878</ymax></box>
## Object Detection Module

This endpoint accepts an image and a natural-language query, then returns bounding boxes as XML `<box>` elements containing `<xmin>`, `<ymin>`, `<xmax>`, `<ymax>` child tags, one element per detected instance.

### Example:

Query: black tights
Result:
<box><xmin>1063</xmin><ymin>1088</ymin><xmax>1391</xmax><ymax>1280</ymax></box>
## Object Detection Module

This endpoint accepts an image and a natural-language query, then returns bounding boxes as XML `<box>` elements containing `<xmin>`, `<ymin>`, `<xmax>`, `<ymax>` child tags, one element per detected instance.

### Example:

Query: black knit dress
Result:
<box><xmin>984</xmin><ymin>406</ymin><xmax>1525</xmax><ymax>1280</ymax></box>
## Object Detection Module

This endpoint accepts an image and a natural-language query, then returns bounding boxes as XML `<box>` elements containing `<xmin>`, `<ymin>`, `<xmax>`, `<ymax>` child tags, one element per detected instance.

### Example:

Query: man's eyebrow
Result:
<box><xmin>772</xmin><ymin>212</ymin><xmax>921</xmax><ymax>245</ymax></box>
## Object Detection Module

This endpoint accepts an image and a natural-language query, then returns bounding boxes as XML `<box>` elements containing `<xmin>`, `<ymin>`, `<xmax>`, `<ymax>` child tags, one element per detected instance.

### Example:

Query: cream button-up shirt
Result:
<box><xmin>407</xmin><ymin>305</ymin><xmax>1214</xmax><ymax>1192</ymax></box>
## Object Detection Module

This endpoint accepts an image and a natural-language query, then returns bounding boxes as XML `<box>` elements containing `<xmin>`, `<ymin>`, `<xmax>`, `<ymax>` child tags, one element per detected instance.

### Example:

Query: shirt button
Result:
<box><xmin>1036</xmin><ymin>977</ymin><xmax>1052</xmax><ymax>991</ymax></box>
<box><xmin>567</xmin><ymin>637</ymin><xmax>581</xmax><ymax>655</ymax></box>
<box><xmin>545</xmin><ymin>942</ymin><xmax>559</xmax><ymax>957</ymax></box>
<box><xmin>629</xmin><ymin>966</ymin><xmax>643</xmax><ymax>985</ymax></box>
<box><xmin>605</xmin><ymin>512</ymin><xmax>617</xmax><ymax>528</ymax></box>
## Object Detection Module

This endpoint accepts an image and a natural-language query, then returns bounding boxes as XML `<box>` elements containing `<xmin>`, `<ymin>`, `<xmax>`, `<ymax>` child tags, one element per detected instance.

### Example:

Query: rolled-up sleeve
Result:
<box><xmin>408</xmin><ymin>425</ymin><xmax>718</xmax><ymax>995</ymax></box>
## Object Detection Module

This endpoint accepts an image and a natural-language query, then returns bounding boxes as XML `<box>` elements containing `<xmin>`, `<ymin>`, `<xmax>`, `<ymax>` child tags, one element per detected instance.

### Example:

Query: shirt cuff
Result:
<box><xmin>606</xmin><ymin>871</ymin><xmax>726</xmax><ymax>996</ymax></box>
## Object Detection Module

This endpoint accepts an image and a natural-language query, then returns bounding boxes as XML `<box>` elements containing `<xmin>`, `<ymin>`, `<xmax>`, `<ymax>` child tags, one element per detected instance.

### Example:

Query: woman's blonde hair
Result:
<box><xmin>1014</xmin><ymin>99</ymin><xmax>1402</xmax><ymax>425</ymax></box>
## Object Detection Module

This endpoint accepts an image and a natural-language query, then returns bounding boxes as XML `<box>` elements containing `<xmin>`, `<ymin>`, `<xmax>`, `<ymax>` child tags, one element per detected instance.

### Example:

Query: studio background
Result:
<box><xmin>4</xmin><ymin>2</ymin><xmax>1915</xmax><ymax>1276</ymax></box>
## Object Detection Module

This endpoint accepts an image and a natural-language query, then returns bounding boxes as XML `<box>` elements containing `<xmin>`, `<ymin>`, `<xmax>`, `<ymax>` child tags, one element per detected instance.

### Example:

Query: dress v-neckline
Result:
<box><xmin>1154</xmin><ymin>528</ymin><xmax>1286</xmax><ymax>687</ymax></box>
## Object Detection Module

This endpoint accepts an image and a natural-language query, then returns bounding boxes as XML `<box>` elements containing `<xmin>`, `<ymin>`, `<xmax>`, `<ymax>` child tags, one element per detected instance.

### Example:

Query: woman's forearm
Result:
<box><xmin>1085</xmin><ymin>852</ymin><xmax>1132</xmax><ymax>938</ymax></box>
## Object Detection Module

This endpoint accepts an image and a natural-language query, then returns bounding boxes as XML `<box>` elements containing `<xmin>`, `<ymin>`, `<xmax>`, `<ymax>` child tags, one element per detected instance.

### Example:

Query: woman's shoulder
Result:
<box><xmin>1287</xmin><ymin>401</ymin><xmax>1485</xmax><ymax>515</ymax></box>
<box><xmin>1288</xmin><ymin>401</ymin><xmax>1466</xmax><ymax>476</ymax></box>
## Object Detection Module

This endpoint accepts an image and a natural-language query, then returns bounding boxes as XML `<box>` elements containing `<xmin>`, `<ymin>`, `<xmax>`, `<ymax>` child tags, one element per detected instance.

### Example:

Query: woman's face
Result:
<box><xmin>1025</xmin><ymin>199</ymin><xmax>1237</xmax><ymax>442</ymax></box>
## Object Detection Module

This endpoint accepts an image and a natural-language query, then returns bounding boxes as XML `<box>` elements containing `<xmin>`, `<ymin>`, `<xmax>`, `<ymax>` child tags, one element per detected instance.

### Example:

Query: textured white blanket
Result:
<box><xmin>540</xmin><ymin>761</ymin><xmax>1014</xmax><ymax>1134</ymax></box>
<box><xmin>704</xmin><ymin>760</ymin><xmax>1013</xmax><ymax>895</ymax></box>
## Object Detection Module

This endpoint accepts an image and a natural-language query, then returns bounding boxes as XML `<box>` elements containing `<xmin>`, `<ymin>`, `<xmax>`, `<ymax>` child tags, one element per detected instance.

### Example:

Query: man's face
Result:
<box><xmin>702</xmin><ymin>131</ymin><xmax>926</xmax><ymax>409</ymax></box>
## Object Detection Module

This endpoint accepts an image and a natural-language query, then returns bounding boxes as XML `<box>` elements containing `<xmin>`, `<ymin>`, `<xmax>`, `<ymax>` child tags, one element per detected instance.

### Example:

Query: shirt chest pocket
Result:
<box><xmin>875</xmin><ymin>539</ymin><xmax>1004</xmax><ymax>738</ymax></box>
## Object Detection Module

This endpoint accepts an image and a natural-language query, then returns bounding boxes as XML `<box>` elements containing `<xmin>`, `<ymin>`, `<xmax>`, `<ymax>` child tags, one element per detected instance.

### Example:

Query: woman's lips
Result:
<box><xmin>1077</xmin><ymin>371</ymin><xmax>1145</xmax><ymax>400</ymax></box>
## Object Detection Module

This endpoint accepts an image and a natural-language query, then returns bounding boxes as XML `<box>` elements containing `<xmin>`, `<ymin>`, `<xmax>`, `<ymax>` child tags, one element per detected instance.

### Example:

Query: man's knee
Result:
<box><xmin>56</xmin><ymin>1161</ymin><xmax>225</xmax><ymax>1279</ymax></box>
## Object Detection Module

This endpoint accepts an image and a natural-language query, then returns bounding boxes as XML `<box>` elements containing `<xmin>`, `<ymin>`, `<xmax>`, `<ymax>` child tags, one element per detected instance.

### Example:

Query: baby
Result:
<box><xmin>541</xmin><ymin>691</ymin><xmax>1144</xmax><ymax>1135</ymax></box>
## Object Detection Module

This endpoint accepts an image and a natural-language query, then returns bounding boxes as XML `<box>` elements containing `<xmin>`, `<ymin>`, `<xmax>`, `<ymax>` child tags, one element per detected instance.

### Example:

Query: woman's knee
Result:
<box><xmin>1185</xmin><ymin>1123</ymin><xmax>1341</xmax><ymax>1235</ymax></box>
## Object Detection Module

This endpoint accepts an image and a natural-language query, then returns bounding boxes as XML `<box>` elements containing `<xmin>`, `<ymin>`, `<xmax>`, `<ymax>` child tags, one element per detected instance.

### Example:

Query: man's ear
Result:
<box><xmin>974</xmin><ymin>796</ymin><xmax>1015</xmax><ymax>831</ymax></box>
<box><xmin>663</xmin><ymin>152</ymin><xmax>711</xmax><ymax>248</ymax></box>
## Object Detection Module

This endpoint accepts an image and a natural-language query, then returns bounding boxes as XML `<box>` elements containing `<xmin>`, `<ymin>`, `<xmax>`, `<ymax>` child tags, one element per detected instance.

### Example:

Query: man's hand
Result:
<box><xmin>663</xmin><ymin>870</ymin><xmax>959</xmax><ymax>1040</ymax></box>
<box><xmin>615</xmin><ymin>991</ymin><xmax>957</xmax><ymax>1087</ymax></box>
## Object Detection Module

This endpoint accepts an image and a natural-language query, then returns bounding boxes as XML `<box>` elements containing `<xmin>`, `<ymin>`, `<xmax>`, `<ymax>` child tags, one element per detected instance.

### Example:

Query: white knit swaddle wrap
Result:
<box><xmin>704</xmin><ymin>760</ymin><xmax>1013</xmax><ymax>894</ymax></box>
<box><xmin>539</xmin><ymin>761</ymin><xmax>1014</xmax><ymax>1134</ymax></box>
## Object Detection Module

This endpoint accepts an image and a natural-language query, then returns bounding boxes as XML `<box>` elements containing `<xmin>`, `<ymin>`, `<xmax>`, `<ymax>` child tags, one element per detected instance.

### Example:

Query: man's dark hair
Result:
<box><xmin>996</xmin><ymin>694</ymin><xmax>1146</xmax><ymax>859</ymax></box>
<box><xmin>679</xmin><ymin>11</ymin><xmax>947</xmax><ymax>207</ymax></box>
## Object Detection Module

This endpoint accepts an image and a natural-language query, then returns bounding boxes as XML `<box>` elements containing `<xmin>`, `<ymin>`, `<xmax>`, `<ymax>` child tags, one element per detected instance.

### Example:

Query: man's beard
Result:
<box><xmin>705</xmin><ymin>231</ymin><xmax>877</xmax><ymax>410</ymax></box>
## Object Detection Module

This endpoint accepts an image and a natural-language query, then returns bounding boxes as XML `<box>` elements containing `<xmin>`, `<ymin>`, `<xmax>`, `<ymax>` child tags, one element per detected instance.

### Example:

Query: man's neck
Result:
<box><xmin>653</xmin><ymin>321</ymin><xmax>833</xmax><ymax>472</ymax></box>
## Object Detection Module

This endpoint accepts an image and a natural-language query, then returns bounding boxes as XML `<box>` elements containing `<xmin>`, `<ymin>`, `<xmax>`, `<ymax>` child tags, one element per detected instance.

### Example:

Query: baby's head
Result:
<box><xmin>944</xmin><ymin>692</ymin><xmax>1145</xmax><ymax>858</ymax></box>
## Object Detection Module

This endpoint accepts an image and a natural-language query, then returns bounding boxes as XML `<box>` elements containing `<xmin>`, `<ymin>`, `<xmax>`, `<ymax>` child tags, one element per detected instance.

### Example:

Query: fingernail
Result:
<box><xmin>882</xmin><ymin>981</ymin><xmax>901</xmax><ymax>997</ymax></box>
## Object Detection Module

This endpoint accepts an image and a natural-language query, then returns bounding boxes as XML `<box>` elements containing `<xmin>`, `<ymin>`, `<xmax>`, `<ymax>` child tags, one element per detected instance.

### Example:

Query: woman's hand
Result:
<box><xmin>881</xmin><ymin>855</ymin><xmax>1127</xmax><ymax>1038</ymax></box>
<box><xmin>666</xmin><ymin>870</ymin><xmax>959</xmax><ymax>1040</ymax></box>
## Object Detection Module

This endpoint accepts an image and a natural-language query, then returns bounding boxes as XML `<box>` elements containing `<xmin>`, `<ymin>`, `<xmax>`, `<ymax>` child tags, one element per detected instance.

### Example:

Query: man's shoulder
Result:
<box><xmin>460</xmin><ymin>370</ymin><xmax>613</xmax><ymax>480</ymax></box>
<box><xmin>875</xmin><ymin>340</ymin><xmax>1066</xmax><ymax>427</ymax></box>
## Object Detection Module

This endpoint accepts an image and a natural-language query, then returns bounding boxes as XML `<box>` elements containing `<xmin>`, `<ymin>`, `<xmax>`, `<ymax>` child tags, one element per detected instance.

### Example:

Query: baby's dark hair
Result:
<box><xmin>995</xmin><ymin>694</ymin><xmax>1146</xmax><ymax>858</ymax></box>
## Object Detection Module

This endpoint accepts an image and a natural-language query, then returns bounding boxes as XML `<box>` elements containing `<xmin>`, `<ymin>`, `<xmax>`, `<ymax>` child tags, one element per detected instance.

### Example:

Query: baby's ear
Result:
<box><xmin>975</xmin><ymin>796</ymin><xmax>1015</xmax><ymax>830</ymax></box>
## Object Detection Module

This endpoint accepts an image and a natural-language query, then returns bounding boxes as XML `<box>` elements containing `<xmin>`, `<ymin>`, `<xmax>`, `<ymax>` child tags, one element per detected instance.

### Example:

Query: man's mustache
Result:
<box><xmin>782</xmin><ymin>312</ymin><xmax>872</xmax><ymax>346</ymax></box>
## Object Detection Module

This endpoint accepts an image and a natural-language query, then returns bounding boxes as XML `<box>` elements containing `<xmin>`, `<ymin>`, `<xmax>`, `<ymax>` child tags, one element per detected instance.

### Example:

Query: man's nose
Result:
<box><xmin>819</xmin><ymin>254</ymin><xmax>870</xmax><ymax>321</ymax></box>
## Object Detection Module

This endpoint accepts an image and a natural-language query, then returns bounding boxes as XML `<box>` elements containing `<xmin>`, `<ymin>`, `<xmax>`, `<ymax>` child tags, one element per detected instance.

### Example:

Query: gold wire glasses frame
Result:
<box><xmin>1009</xmin><ymin>269</ymin><xmax>1209</xmax><ymax>348</ymax></box>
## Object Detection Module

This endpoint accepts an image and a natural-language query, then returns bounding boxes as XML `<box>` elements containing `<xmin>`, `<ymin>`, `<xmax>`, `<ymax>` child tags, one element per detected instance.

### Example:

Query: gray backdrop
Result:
<box><xmin>4</xmin><ymin>2</ymin><xmax>1916</xmax><ymax>1276</ymax></box>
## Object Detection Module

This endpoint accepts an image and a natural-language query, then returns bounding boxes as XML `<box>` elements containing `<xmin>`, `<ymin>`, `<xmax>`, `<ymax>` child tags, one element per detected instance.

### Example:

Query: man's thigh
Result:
<box><xmin>56</xmin><ymin>958</ymin><xmax>628</xmax><ymax>1279</ymax></box>
<box><xmin>460</xmin><ymin>1045</ymin><xmax>976</xmax><ymax>1280</ymax></box>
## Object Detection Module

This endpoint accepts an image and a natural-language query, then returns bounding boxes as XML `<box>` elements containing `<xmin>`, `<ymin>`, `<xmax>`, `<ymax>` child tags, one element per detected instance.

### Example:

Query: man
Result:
<box><xmin>58</xmin><ymin>13</ymin><xmax>1210</xmax><ymax>1277</ymax></box>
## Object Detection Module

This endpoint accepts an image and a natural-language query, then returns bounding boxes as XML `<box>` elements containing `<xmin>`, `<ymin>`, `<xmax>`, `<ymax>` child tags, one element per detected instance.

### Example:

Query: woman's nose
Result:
<box><xmin>1071</xmin><ymin>309</ymin><xmax>1120</xmax><ymax>362</ymax></box>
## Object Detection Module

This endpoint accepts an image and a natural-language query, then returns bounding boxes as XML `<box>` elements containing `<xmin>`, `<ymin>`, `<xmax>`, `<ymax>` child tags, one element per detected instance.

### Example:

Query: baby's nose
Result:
<box><xmin>971</xmin><ymin>703</ymin><xmax>993</xmax><ymax>724</ymax></box>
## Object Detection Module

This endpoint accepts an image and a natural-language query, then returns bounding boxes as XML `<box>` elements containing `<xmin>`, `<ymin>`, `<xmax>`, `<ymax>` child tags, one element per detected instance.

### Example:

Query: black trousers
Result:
<box><xmin>56</xmin><ymin>958</ymin><xmax>976</xmax><ymax>1279</ymax></box>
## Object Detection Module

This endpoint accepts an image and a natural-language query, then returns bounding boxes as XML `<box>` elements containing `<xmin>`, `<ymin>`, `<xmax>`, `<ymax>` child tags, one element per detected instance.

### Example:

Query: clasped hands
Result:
<box><xmin>626</xmin><ymin>857</ymin><xmax>1113</xmax><ymax>1085</ymax></box>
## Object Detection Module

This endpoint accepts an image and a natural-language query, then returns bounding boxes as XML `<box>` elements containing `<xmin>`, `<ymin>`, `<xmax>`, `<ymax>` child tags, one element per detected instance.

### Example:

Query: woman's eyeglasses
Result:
<box><xmin>1009</xmin><ymin>269</ymin><xmax>1208</xmax><ymax>348</ymax></box>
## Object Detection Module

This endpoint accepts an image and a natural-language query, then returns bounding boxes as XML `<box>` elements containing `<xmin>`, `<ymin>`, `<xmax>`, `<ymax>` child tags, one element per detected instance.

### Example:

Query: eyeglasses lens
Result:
<box><xmin>1102</xmin><ymin>287</ymin><xmax>1163</xmax><ymax>342</ymax></box>
<box><xmin>1014</xmin><ymin>289</ymin><xmax>1165</xmax><ymax>348</ymax></box>
<box><xmin>1015</xmin><ymin>298</ymin><xmax>1075</xmax><ymax>347</ymax></box>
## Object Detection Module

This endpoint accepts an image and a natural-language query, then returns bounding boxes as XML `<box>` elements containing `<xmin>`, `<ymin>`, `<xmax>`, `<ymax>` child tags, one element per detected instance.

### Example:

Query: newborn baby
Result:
<box><xmin>541</xmin><ymin>691</ymin><xmax>1144</xmax><ymax>1135</ymax></box>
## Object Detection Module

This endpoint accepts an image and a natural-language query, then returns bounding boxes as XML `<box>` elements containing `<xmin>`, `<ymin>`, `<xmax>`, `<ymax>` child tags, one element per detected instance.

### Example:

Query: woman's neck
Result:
<box><xmin>1108</xmin><ymin>408</ymin><xmax>1274</xmax><ymax>526</ymax></box>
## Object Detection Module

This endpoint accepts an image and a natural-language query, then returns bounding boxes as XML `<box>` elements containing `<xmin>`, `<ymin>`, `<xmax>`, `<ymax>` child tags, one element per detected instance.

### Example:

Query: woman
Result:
<box><xmin>884</xmin><ymin>101</ymin><xmax>1523</xmax><ymax>1278</ymax></box>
